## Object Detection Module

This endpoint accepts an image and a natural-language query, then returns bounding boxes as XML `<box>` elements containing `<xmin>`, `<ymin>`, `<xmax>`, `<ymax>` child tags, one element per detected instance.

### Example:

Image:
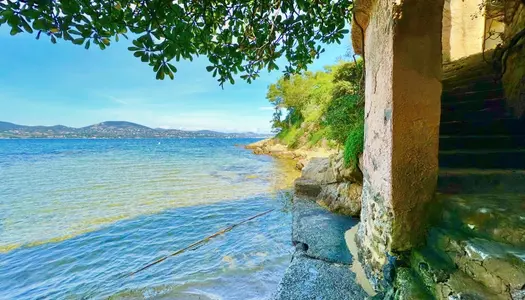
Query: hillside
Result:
<box><xmin>264</xmin><ymin>60</ymin><xmax>365</xmax><ymax>166</ymax></box>
<box><xmin>0</xmin><ymin>121</ymin><xmax>271</xmax><ymax>139</ymax></box>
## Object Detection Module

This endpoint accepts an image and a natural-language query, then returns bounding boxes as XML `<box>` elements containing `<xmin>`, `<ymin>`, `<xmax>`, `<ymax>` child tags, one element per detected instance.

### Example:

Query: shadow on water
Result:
<box><xmin>0</xmin><ymin>194</ymin><xmax>295</xmax><ymax>300</ymax></box>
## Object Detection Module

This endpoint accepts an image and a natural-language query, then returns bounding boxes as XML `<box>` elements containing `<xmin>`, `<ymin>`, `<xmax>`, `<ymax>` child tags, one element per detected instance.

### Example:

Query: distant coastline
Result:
<box><xmin>0</xmin><ymin>121</ymin><xmax>272</xmax><ymax>139</ymax></box>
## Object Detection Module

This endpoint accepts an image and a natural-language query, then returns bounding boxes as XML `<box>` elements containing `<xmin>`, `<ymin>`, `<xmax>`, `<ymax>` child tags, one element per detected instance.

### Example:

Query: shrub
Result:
<box><xmin>343</xmin><ymin>119</ymin><xmax>364</xmax><ymax>167</ymax></box>
<box><xmin>308</xmin><ymin>127</ymin><xmax>329</xmax><ymax>147</ymax></box>
<box><xmin>324</xmin><ymin>94</ymin><xmax>364</xmax><ymax>145</ymax></box>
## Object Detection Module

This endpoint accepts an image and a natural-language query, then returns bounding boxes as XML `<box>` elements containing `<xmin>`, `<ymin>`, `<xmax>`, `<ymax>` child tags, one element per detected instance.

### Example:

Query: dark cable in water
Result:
<box><xmin>128</xmin><ymin>208</ymin><xmax>275</xmax><ymax>277</ymax></box>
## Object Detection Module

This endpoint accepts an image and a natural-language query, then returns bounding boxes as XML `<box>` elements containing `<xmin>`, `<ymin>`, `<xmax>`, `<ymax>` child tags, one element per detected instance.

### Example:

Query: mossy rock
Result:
<box><xmin>394</xmin><ymin>268</ymin><xmax>434</xmax><ymax>300</ymax></box>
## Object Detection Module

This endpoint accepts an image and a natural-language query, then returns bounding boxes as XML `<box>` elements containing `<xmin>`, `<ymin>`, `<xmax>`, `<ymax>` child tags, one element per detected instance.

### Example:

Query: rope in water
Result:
<box><xmin>128</xmin><ymin>208</ymin><xmax>275</xmax><ymax>277</ymax></box>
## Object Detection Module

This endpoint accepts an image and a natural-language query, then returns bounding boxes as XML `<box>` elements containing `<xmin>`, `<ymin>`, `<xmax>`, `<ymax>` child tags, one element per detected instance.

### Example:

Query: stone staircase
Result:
<box><xmin>437</xmin><ymin>52</ymin><xmax>525</xmax><ymax>193</ymax></box>
<box><xmin>394</xmin><ymin>53</ymin><xmax>525</xmax><ymax>300</ymax></box>
<box><xmin>394</xmin><ymin>193</ymin><xmax>525</xmax><ymax>300</ymax></box>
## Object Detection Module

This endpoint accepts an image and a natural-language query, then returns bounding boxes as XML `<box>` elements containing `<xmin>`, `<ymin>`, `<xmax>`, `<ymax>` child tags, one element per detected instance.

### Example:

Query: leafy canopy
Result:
<box><xmin>0</xmin><ymin>0</ymin><xmax>353</xmax><ymax>85</ymax></box>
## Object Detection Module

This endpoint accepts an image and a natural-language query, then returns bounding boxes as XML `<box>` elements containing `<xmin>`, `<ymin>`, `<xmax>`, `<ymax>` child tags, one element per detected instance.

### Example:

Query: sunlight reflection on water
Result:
<box><xmin>0</xmin><ymin>139</ymin><xmax>300</xmax><ymax>299</ymax></box>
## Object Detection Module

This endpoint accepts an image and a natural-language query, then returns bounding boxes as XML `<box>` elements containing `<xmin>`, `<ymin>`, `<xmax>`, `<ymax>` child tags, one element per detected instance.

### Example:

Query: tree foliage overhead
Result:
<box><xmin>0</xmin><ymin>0</ymin><xmax>353</xmax><ymax>85</ymax></box>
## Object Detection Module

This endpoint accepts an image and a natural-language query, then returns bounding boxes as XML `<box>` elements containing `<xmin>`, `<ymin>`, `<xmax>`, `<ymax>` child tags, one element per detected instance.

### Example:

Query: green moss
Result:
<box><xmin>394</xmin><ymin>267</ymin><xmax>434</xmax><ymax>300</ymax></box>
<box><xmin>343</xmin><ymin>121</ymin><xmax>364</xmax><ymax>167</ymax></box>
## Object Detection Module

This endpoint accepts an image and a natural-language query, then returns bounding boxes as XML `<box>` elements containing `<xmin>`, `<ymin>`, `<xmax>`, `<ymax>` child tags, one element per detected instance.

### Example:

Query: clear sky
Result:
<box><xmin>0</xmin><ymin>28</ymin><xmax>352</xmax><ymax>133</ymax></box>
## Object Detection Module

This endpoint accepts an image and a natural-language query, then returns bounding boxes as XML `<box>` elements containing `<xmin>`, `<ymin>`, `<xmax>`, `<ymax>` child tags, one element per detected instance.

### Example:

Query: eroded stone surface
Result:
<box><xmin>300</xmin><ymin>157</ymin><xmax>337</xmax><ymax>185</ymax></box>
<box><xmin>294</xmin><ymin>178</ymin><xmax>322</xmax><ymax>198</ymax></box>
<box><xmin>294</xmin><ymin>154</ymin><xmax>364</xmax><ymax>216</ymax></box>
<box><xmin>273</xmin><ymin>197</ymin><xmax>367</xmax><ymax>300</ymax></box>
<box><xmin>292</xmin><ymin>197</ymin><xmax>358</xmax><ymax>264</ymax></box>
<box><xmin>272</xmin><ymin>251</ymin><xmax>368</xmax><ymax>300</ymax></box>
<box><xmin>408</xmin><ymin>227</ymin><xmax>525</xmax><ymax>300</ymax></box>
<box><xmin>317</xmin><ymin>183</ymin><xmax>362</xmax><ymax>217</ymax></box>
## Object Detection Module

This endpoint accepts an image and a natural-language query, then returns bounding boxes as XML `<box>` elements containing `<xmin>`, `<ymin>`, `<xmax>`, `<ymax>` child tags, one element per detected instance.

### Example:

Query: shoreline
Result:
<box><xmin>245</xmin><ymin>138</ymin><xmax>373</xmax><ymax>299</ymax></box>
<box><xmin>245</xmin><ymin>138</ymin><xmax>336</xmax><ymax>170</ymax></box>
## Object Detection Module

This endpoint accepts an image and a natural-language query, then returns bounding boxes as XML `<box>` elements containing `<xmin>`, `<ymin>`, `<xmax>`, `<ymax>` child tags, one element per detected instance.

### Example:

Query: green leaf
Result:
<box><xmin>10</xmin><ymin>26</ymin><xmax>22</xmax><ymax>36</ymax></box>
<box><xmin>167</xmin><ymin>63</ymin><xmax>177</xmax><ymax>73</ymax></box>
<box><xmin>20</xmin><ymin>18</ymin><xmax>33</xmax><ymax>33</ymax></box>
<box><xmin>156</xmin><ymin>70</ymin><xmax>165</xmax><ymax>80</ymax></box>
<box><xmin>84</xmin><ymin>39</ymin><xmax>91</xmax><ymax>49</ymax></box>
<box><xmin>73</xmin><ymin>38</ymin><xmax>85</xmax><ymax>45</ymax></box>
<box><xmin>33</xmin><ymin>19</ymin><xmax>46</xmax><ymax>30</ymax></box>
<box><xmin>206</xmin><ymin>66</ymin><xmax>214</xmax><ymax>72</ymax></box>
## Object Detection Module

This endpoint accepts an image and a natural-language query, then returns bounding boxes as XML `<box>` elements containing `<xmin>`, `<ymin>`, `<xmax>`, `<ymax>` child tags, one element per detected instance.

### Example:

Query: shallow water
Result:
<box><xmin>0</xmin><ymin>139</ymin><xmax>300</xmax><ymax>299</ymax></box>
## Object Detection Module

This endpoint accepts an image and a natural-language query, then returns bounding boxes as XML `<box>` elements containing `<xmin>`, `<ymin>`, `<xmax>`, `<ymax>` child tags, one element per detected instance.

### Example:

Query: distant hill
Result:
<box><xmin>0</xmin><ymin>121</ymin><xmax>272</xmax><ymax>139</ymax></box>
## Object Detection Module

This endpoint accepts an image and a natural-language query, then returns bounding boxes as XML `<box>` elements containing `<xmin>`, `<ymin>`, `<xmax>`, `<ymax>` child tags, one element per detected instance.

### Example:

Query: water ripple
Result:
<box><xmin>0</xmin><ymin>139</ymin><xmax>299</xmax><ymax>299</ymax></box>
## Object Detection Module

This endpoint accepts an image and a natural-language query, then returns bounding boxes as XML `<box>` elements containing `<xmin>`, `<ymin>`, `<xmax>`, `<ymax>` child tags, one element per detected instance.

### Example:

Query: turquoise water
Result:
<box><xmin>0</xmin><ymin>139</ymin><xmax>299</xmax><ymax>299</ymax></box>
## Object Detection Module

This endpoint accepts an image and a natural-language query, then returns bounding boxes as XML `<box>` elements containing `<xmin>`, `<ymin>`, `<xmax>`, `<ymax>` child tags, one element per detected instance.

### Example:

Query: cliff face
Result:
<box><xmin>294</xmin><ymin>154</ymin><xmax>364</xmax><ymax>217</ymax></box>
<box><xmin>246</xmin><ymin>138</ymin><xmax>364</xmax><ymax>217</ymax></box>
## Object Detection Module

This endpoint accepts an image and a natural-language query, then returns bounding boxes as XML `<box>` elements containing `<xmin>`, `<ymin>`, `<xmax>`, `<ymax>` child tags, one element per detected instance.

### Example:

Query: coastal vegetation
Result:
<box><xmin>267</xmin><ymin>59</ymin><xmax>364</xmax><ymax>166</ymax></box>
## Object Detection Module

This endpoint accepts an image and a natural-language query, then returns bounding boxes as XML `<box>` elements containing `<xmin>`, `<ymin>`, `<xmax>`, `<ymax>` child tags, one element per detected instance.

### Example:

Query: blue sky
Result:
<box><xmin>0</xmin><ymin>28</ymin><xmax>352</xmax><ymax>133</ymax></box>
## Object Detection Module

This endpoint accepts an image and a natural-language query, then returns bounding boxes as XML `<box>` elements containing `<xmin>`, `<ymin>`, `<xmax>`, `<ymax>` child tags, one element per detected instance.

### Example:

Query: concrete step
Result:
<box><xmin>436</xmin><ymin>193</ymin><xmax>525</xmax><ymax>248</ymax></box>
<box><xmin>441</xmin><ymin>97</ymin><xmax>506</xmax><ymax>114</ymax></box>
<box><xmin>443</xmin><ymin>75</ymin><xmax>502</xmax><ymax>94</ymax></box>
<box><xmin>439</xmin><ymin>118</ymin><xmax>525</xmax><ymax>135</ymax></box>
<box><xmin>442</xmin><ymin>88</ymin><xmax>504</xmax><ymax>104</ymax></box>
<box><xmin>439</xmin><ymin>149</ymin><xmax>525</xmax><ymax>169</ymax></box>
<box><xmin>437</xmin><ymin>169</ymin><xmax>525</xmax><ymax>193</ymax></box>
<box><xmin>412</xmin><ymin>227</ymin><xmax>525</xmax><ymax>299</ymax></box>
<box><xmin>439</xmin><ymin>135</ymin><xmax>525</xmax><ymax>151</ymax></box>
<box><xmin>440</xmin><ymin>106</ymin><xmax>509</xmax><ymax>122</ymax></box>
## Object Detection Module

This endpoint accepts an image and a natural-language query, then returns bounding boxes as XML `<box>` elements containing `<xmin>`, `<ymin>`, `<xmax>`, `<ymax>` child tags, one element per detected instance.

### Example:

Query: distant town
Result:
<box><xmin>0</xmin><ymin>121</ymin><xmax>271</xmax><ymax>139</ymax></box>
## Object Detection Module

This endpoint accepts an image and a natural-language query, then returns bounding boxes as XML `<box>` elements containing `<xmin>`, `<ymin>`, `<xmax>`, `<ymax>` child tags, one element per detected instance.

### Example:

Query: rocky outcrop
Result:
<box><xmin>245</xmin><ymin>138</ymin><xmax>302</xmax><ymax>160</ymax></box>
<box><xmin>245</xmin><ymin>139</ymin><xmax>336</xmax><ymax>170</ymax></box>
<box><xmin>317</xmin><ymin>183</ymin><xmax>363</xmax><ymax>217</ymax></box>
<box><xmin>391</xmin><ymin>192</ymin><xmax>525</xmax><ymax>300</ymax></box>
<box><xmin>272</xmin><ymin>197</ymin><xmax>368</xmax><ymax>300</ymax></box>
<box><xmin>293</xmin><ymin>153</ymin><xmax>364</xmax><ymax>217</ymax></box>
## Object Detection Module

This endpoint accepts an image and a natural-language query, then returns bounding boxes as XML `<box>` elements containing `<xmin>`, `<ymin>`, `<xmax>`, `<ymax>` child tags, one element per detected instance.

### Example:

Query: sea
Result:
<box><xmin>0</xmin><ymin>138</ymin><xmax>300</xmax><ymax>299</ymax></box>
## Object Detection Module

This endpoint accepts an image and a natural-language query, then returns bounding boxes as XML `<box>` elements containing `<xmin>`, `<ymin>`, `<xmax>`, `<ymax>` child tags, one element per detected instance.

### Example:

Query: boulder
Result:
<box><xmin>331</xmin><ymin>152</ymin><xmax>363</xmax><ymax>183</ymax></box>
<box><xmin>317</xmin><ymin>183</ymin><xmax>362</xmax><ymax>216</ymax></box>
<box><xmin>294</xmin><ymin>178</ymin><xmax>322</xmax><ymax>198</ymax></box>
<box><xmin>295</xmin><ymin>158</ymin><xmax>308</xmax><ymax>171</ymax></box>
<box><xmin>301</xmin><ymin>157</ymin><xmax>337</xmax><ymax>184</ymax></box>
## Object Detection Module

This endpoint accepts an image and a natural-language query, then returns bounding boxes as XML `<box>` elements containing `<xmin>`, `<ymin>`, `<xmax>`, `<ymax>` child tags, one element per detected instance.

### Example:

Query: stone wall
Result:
<box><xmin>502</xmin><ymin>1</ymin><xmax>525</xmax><ymax>117</ymax></box>
<box><xmin>442</xmin><ymin>0</ymin><xmax>486</xmax><ymax>62</ymax></box>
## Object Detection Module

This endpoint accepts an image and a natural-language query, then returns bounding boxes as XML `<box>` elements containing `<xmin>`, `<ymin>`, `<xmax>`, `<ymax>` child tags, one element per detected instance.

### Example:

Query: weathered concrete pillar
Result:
<box><xmin>354</xmin><ymin>0</ymin><xmax>444</xmax><ymax>288</ymax></box>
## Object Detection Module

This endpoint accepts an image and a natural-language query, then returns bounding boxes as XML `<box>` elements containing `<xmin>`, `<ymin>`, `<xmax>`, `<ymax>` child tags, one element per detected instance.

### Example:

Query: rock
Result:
<box><xmin>317</xmin><ymin>183</ymin><xmax>362</xmax><ymax>217</ymax></box>
<box><xmin>330</xmin><ymin>152</ymin><xmax>363</xmax><ymax>183</ymax></box>
<box><xmin>294</xmin><ymin>178</ymin><xmax>322</xmax><ymax>198</ymax></box>
<box><xmin>244</xmin><ymin>138</ymin><xmax>274</xmax><ymax>150</ymax></box>
<box><xmin>272</xmin><ymin>252</ymin><xmax>368</xmax><ymax>300</ymax></box>
<box><xmin>394</xmin><ymin>267</ymin><xmax>433</xmax><ymax>300</ymax></box>
<box><xmin>292</xmin><ymin>197</ymin><xmax>358</xmax><ymax>264</ymax></box>
<box><xmin>295</xmin><ymin>159</ymin><xmax>308</xmax><ymax>171</ymax></box>
<box><xmin>274</xmin><ymin>197</ymin><xmax>367</xmax><ymax>300</ymax></box>
<box><xmin>301</xmin><ymin>157</ymin><xmax>337</xmax><ymax>184</ymax></box>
